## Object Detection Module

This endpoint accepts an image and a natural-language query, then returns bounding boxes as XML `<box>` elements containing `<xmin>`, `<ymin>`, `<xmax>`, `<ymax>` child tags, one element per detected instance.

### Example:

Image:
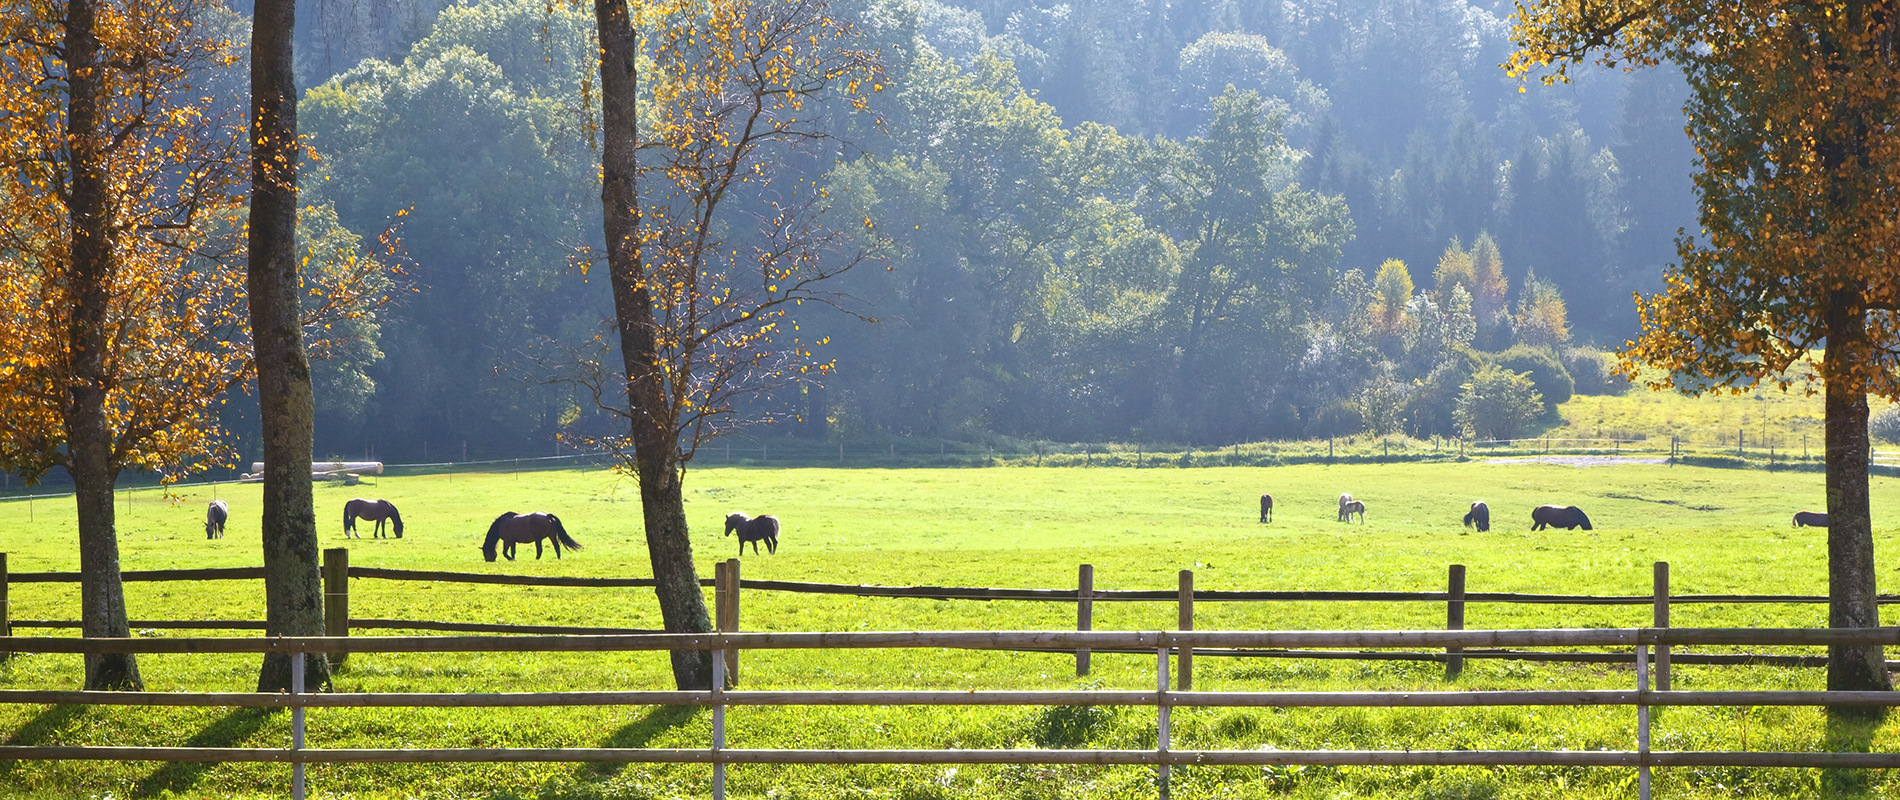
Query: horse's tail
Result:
<box><xmin>343</xmin><ymin>504</ymin><xmax>354</xmax><ymax>532</ymax></box>
<box><xmin>549</xmin><ymin>515</ymin><xmax>583</xmax><ymax>551</ymax></box>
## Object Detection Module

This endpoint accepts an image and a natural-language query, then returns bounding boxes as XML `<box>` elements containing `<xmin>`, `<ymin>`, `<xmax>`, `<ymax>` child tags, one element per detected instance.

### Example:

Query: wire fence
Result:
<box><xmin>7</xmin><ymin>428</ymin><xmax>1896</xmax><ymax>503</ymax></box>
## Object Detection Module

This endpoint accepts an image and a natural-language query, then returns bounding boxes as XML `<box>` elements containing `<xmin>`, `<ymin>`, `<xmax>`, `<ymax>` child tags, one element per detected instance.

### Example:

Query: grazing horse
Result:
<box><xmin>1258</xmin><ymin>494</ymin><xmax>1273</xmax><ymax>523</ymax></box>
<box><xmin>1792</xmin><ymin>510</ymin><xmax>1829</xmax><ymax>528</ymax></box>
<box><xmin>343</xmin><ymin>498</ymin><xmax>404</xmax><ymax>539</ymax></box>
<box><xmin>205</xmin><ymin>500</ymin><xmax>228</xmax><ymax>539</ymax></box>
<box><xmin>1341</xmin><ymin>499</ymin><xmax>1366</xmax><ymax>523</ymax></box>
<box><xmin>481</xmin><ymin>512</ymin><xmax>582</xmax><ymax>561</ymax></box>
<box><xmin>1337</xmin><ymin>493</ymin><xmax>1354</xmax><ymax>522</ymax></box>
<box><xmin>1531</xmin><ymin>505</ymin><xmax>1593</xmax><ymax>531</ymax></box>
<box><xmin>1463</xmin><ymin>501</ymin><xmax>1490</xmax><ymax>532</ymax></box>
<box><xmin>725</xmin><ymin>512</ymin><xmax>780</xmax><ymax>556</ymax></box>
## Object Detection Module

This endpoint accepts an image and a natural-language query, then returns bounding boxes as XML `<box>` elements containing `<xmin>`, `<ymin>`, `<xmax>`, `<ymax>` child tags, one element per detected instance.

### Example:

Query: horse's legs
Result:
<box><xmin>535</xmin><ymin>540</ymin><xmax>545</xmax><ymax>559</ymax></box>
<box><xmin>767</xmin><ymin>536</ymin><xmax>776</xmax><ymax>555</ymax></box>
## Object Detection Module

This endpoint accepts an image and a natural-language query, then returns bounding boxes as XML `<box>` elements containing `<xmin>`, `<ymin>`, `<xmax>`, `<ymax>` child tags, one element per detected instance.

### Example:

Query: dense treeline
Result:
<box><xmin>258</xmin><ymin>0</ymin><xmax>1690</xmax><ymax>460</ymax></box>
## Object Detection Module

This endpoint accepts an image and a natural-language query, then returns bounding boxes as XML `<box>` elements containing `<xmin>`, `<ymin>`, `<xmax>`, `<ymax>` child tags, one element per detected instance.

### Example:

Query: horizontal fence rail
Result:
<box><xmin>2</xmin><ymin>554</ymin><xmax>1887</xmax><ymax>679</ymax></box>
<box><xmin>8</xmin><ymin>562</ymin><xmax>1893</xmax><ymax>605</ymax></box>
<box><xmin>0</xmin><ymin>628</ymin><xmax>1896</xmax><ymax>800</ymax></box>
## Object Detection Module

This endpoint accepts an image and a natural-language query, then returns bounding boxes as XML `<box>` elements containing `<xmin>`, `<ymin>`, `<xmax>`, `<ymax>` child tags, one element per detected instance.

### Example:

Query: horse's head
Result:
<box><xmin>391</xmin><ymin>510</ymin><xmax>404</xmax><ymax>538</ymax></box>
<box><xmin>481</xmin><ymin>512</ymin><xmax>513</xmax><ymax>561</ymax></box>
<box><xmin>725</xmin><ymin>513</ymin><xmax>746</xmax><ymax>536</ymax></box>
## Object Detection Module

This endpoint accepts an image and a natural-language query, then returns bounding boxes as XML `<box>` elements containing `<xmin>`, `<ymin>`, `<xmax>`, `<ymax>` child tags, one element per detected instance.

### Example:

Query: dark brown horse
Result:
<box><xmin>1531</xmin><ymin>505</ymin><xmax>1593</xmax><ymax>531</ymax></box>
<box><xmin>205</xmin><ymin>500</ymin><xmax>228</xmax><ymax>539</ymax></box>
<box><xmin>1463</xmin><ymin>501</ymin><xmax>1490</xmax><ymax>532</ymax></box>
<box><xmin>1258</xmin><ymin>494</ymin><xmax>1273</xmax><ymax>523</ymax></box>
<box><xmin>1340</xmin><ymin>499</ymin><xmax>1366</xmax><ymax>523</ymax></box>
<box><xmin>1792</xmin><ymin>510</ymin><xmax>1829</xmax><ymax>527</ymax></box>
<box><xmin>725</xmin><ymin>512</ymin><xmax>779</xmax><ymax>555</ymax></box>
<box><xmin>482</xmin><ymin>512</ymin><xmax>582</xmax><ymax>561</ymax></box>
<box><xmin>344</xmin><ymin>498</ymin><xmax>403</xmax><ymax>539</ymax></box>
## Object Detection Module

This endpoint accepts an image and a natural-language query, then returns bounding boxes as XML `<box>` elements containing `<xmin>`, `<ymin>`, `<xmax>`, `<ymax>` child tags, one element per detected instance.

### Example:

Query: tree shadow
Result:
<box><xmin>580</xmin><ymin>705</ymin><xmax>701</xmax><ymax>780</ymax></box>
<box><xmin>1820</xmin><ymin>708</ymin><xmax>1885</xmax><ymax>798</ymax></box>
<box><xmin>0</xmin><ymin>704</ymin><xmax>87</xmax><ymax>776</ymax></box>
<box><xmin>131</xmin><ymin>708</ymin><xmax>271</xmax><ymax>798</ymax></box>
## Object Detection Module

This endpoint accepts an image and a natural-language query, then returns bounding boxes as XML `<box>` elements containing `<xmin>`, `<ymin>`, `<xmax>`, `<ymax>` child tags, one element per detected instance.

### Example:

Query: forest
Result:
<box><xmin>254</xmin><ymin>0</ymin><xmax>1695</xmax><ymax>460</ymax></box>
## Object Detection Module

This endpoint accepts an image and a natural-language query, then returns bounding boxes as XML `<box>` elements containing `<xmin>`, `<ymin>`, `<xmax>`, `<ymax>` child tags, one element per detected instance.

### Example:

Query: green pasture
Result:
<box><xmin>0</xmin><ymin>460</ymin><xmax>1898</xmax><ymax>799</ymax></box>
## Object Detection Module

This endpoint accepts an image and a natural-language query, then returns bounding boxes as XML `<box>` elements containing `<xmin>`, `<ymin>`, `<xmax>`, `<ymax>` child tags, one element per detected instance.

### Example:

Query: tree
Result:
<box><xmin>248</xmin><ymin>0</ymin><xmax>334</xmax><ymax>694</ymax></box>
<box><xmin>1513</xmin><ymin>270</ymin><xmax>1570</xmax><ymax>349</ymax></box>
<box><xmin>0</xmin><ymin>0</ymin><xmax>248</xmax><ymax>689</ymax></box>
<box><xmin>1455</xmin><ymin>365</ymin><xmax>1543</xmax><ymax>441</ymax></box>
<box><xmin>1510</xmin><ymin>0</ymin><xmax>1900</xmax><ymax>708</ymax></box>
<box><xmin>1369</xmin><ymin>258</ymin><xmax>1413</xmax><ymax>333</ymax></box>
<box><xmin>589</xmin><ymin>0</ymin><xmax>877</xmax><ymax>689</ymax></box>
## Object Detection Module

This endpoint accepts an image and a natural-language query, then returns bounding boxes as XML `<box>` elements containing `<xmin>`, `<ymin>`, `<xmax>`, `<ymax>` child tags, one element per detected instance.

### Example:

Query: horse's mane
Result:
<box><xmin>481</xmin><ymin>512</ymin><xmax>517</xmax><ymax>558</ymax></box>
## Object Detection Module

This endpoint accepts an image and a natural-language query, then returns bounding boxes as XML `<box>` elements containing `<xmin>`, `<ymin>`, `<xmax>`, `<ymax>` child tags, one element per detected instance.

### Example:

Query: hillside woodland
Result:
<box><xmin>246</xmin><ymin>0</ymin><xmax>1695</xmax><ymax>459</ymax></box>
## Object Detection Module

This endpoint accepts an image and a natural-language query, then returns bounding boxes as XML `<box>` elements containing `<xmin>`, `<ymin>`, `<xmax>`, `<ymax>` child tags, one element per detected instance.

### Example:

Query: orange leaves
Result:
<box><xmin>0</xmin><ymin>0</ymin><xmax>251</xmax><ymax>480</ymax></box>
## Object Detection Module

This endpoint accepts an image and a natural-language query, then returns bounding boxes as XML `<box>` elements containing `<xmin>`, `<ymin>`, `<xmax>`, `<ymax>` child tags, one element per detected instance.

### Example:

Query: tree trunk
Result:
<box><xmin>65</xmin><ymin>0</ymin><xmax>139</xmax><ymax>692</ymax></box>
<box><xmin>250</xmin><ymin>0</ymin><xmax>329</xmax><ymax>692</ymax></box>
<box><xmin>595</xmin><ymin>0</ymin><xmax>714</xmax><ymax>690</ymax></box>
<box><xmin>1824</xmin><ymin>292</ymin><xmax>1890</xmax><ymax>720</ymax></box>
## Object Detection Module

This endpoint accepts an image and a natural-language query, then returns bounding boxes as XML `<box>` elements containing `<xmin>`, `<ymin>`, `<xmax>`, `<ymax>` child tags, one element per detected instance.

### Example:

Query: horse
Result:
<box><xmin>1337</xmin><ymin>493</ymin><xmax>1354</xmax><ymax>522</ymax></box>
<box><xmin>1463</xmin><ymin>501</ymin><xmax>1490</xmax><ymax>532</ymax></box>
<box><xmin>725</xmin><ymin>512</ymin><xmax>780</xmax><ymax>556</ymax></box>
<box><xmin>343</xmin><ymin>498</ymin><xmax>403</xmax><ymax>539</ymax></box>
<box><xmin>205</xmin><ymin>500</ymin><xmax>227</xmax><ymax>539</ymax></box>
<box><xmin>1341</xmin><ymin>499</ymin><xmax>1366</xmax><ymax>523</ymax></box>
<box><xmin>1531</xmin><ymin>505</ymin><xmax>1593</xmax><ymax>531</ymax></box>
<box><xmin>481</xmin><ymin>512</ymin><xmax>582</xmax><ymax>561</ymax></box>
<box><xmin>1258</xmin><ymin>494</ymin><xmax>1273</xmax><ymax>523</ymax></box>
<box><xmin>1792</xmin><ymin>510</ymin><xmax>1829</xmax><ymax>527</ymax></box>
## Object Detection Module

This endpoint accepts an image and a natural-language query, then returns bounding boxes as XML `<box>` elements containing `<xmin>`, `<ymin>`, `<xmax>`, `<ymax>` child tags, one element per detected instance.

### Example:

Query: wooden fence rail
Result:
<box><xmin>0</xmin><ymin>628</ymin><xmax>1896</xmax><ymax>800</ymax></box>
<box><xmin>3</xmin><ymin>553</ymin><xmax>1888</xmax><ymax>680</ymax></box>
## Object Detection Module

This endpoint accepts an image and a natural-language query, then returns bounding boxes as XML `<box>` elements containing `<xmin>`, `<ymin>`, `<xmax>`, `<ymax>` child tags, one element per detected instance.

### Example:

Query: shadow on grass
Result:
<box><xmin>581</xmin><ymin>706</ymin><xmax>701</xmax><ymax>780</ymax></box>
<box><xmin>1820</xmin><ymin>707</ymin><xmax>1885</xmax><ymax>798</ymax></box>
<box><xmin>0</xmin><ymin>704</ymin><xmax>87</xmax><ymax>776</ymax></box>
<box><xmin>131</xmin><ymin>708</ymin><xmax>271</xmax><ymax>798</ymax></box>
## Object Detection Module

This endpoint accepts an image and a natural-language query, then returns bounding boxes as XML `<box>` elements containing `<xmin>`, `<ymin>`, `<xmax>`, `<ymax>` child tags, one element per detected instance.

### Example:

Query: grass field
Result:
<box><xmin>0</xmin><ymin>459</ymin><xmax>1898</xmax><ymax>798</ymax></box>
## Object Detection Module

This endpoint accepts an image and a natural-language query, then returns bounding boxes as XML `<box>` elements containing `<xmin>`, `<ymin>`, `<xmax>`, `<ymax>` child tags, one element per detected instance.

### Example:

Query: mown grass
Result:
<box><xmin>0</xmin><ymin>460</ymin><xmax>1898</xmax><ymax>798</ymax></box>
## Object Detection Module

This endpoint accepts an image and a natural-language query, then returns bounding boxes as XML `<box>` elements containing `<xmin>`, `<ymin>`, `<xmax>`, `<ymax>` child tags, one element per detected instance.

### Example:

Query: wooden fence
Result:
<box><xmin>3</xmin><ymin>551</ymin><xmax>1893</xmax><ymax>687</ymax></box>
<box><xmin>1</xmin><ymin>628</ymin><xmax>1899</xmax><ymax>800</ymax></box>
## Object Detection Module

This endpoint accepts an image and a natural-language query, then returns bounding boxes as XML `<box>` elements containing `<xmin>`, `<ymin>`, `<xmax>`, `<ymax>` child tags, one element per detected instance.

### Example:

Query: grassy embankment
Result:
<box><xmin>0</xmin><ymin>459</ymin><xmax>1896</xmax><ymax>798</ymax></box>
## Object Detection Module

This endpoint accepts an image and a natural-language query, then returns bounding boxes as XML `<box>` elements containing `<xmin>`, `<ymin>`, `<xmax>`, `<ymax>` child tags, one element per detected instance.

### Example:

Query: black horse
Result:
<box><xmin>725</xmin><ymin>512</ymin><xmax>779</xmax><ymax>555</ymax></box>
<box><xmin>1258</xmin><ymin>494</ymin><xmax>1273</xmax><ymax>523</ymax></box>
<box><xmin>205</xmin><ymin>500</ymin><xmax>228</xmax><ymax>539</ymax></box>
<box><xmin>1792</xmin><ymin>510</ymin><xmax>1829</xmax><ymax>527</ymax></box>
<box><xmin>1531</xmin><ymin>505</ymin><xmax>1593</xmax><ymax>531</ymax></box>
<box><xmin>481</xmin><ymin>512</ymin><xmax>582</xmax><ymax>561</ymax></box>
<box><xmin>1463</xmin><ymin>501</ymin><xmax>1490</xmax><ymax>532</ymax></box>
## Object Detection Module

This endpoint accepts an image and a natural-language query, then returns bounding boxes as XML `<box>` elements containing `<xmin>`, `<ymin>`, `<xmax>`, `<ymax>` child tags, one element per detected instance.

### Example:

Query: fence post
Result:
<box><xmin>1637</xmin><ymin>643</ymin><xmax>1652</xmax><ymax>800</ymax></box>
<box><xmin>0</xmin><ymin>552</ymin><xmax>10</xmax><ymax>660</ymax></box>
<box><xmin>1177</xmin><ymin>569</ymin><xmax>1193</xmax><ymax>691</ymax></box>
<box><xmin>1156</xmin><ymin>646</ymin><xmax>1171</xmax><ymax>800</ymax></box>
<box><xmin>1446</xmin><ymin>564</ymin><xmax>1466</xmax><ymax>680</ymax></box>
<box><xmin>1654</xmin><ymin>561</ymin><xmax>1671</xmax><ymax>691</ymax></box>
<box><xmin>713</xmin><ymin>641</ymin><xmax>727</xmax><ymax>800</ymax></box>
<box><xmin>1076</xmin><ymin>564</ymin><xmax>1093</xmax><ymax>677</ymax></box>
<box><xmin>322</xmin><ymin>548</ymin><xmax>348</xmax><ymax>667</ymax></box>
<box><xmin>722</xmin><ymin>558</ymin><xmax>741</xmax><ymax>685</ymax></box>
<box><xmin>291</xmin><ymin>648</ymin><xmax>306</xmax><ymax>800</ymax></box>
